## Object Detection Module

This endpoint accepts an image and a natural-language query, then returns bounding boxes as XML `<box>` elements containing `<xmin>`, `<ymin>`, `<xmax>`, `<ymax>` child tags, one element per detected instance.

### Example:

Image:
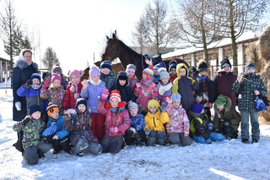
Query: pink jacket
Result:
<box><xmin>166</xmin><ymin>104</ymin><xmax>189</xmax><ymax>134</ymax></box>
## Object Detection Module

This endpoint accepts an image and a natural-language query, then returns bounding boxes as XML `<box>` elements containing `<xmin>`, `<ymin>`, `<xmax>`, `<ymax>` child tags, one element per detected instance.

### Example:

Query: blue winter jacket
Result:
<box><xmin>47</xmin><ymin>115</ymin><xmax>70</xmax><ymax>139</ymax></box>
<box><xmin>127</xmin><ymin>113</ymin><xmax>146</xmax><ymax>131</ymax></box>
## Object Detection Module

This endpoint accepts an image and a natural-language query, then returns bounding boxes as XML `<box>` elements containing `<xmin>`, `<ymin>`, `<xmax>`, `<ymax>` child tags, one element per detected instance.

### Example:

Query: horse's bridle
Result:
<box><xmin>102</xmin><ymin>40</ymin><xmax>119</xmax><ymax>61</ymax></box>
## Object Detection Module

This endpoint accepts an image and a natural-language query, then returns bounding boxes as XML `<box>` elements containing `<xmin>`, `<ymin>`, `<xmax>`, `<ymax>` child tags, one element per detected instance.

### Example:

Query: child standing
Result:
<box><xmin>63</xmin><ymin>69</ymin><xmax>84</xmax><ymax>110</ymax></box>
<box><xmin>97</xmin><ymin>89</ymin><xmax>131</xmax><ymax>154</ymax></box>
<box><xmin>100</xmin><ymin>60</ymin><xmax>116</xmax><ymax>90</ymax></box>
<box><xmin>169</xmin><ymin>60</ymin><xmax>177</xmax><ymax>82</ymax></box>
<box><xmin>232</xmin><ymin>61</ymin><xmax>267</xmax><ymax>143</ymax></box>
<box><xmin>166</xmin><ymin>94</ymin><xmax>192</xmax><ymax>146</ymax></box>
<box><xmin>144</xmin><ymin>100</ymin><xmax>169</xmax><ymax>146</ymax></box>
<box><xmin>13</xmin><ymin>104</ymin><xmax>52</xmax><ymax>165</ymax></box>
<box><xmin>80</xmin><ymin>65</ymin><xmax>106</xmax><ymax>142</ymax></box>
<box><xmin>126</xmin><ymin>64</ymin><xmax>138</xmax><ymax>91</ymax></box>
<box><xmin>64</xmin><ymin>98</ymin><xmax>103</xmax><ymax>156</ymax></box>
<box><xmin>157</xmin><ymin>68</ymin><xmax>172</xmax><ymax>105</ymax></box>
<box><xmin>135</xmin><ymin>66</ymin><xmax>158</xmax><ymax>115</ymax></box>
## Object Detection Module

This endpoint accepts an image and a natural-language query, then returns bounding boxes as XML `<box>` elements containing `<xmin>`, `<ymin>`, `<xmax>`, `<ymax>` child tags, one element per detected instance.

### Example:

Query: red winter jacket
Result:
<box><xmin>63</xmin><ymin>81</ymin><xmax>83</xmax><ymax>110</ymax></box>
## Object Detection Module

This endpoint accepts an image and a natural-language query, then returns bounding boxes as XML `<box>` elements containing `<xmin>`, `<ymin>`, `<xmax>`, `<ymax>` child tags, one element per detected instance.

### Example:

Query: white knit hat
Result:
<box><xmin>158</xmin><ymin>68</ymin><xmax>169</xmax><ymax>79</ymax></box>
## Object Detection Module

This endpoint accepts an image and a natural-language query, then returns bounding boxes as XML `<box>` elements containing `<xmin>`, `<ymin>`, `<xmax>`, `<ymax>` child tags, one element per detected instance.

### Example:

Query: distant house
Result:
<box><xmin>130</xmin><ymin>46</ymin><xmax>189</xmax><ymax>57</ymax></box>
<box><xmin>0</xmin><ymin>57</ymin><xmax>12</xmax><ymax>83</ymax></box>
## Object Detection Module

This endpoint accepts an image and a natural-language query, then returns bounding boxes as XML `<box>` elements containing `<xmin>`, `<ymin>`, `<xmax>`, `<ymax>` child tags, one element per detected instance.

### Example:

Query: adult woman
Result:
<box><xmin>13</xmin><ymin>49</ymin><xmax>38</xmax><ymax>121</ymax></box>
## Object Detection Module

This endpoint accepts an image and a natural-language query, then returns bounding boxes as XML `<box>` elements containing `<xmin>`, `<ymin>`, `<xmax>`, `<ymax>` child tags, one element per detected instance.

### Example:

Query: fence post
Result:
<box><xmin>5</xmin><ymin>72</ymin><xmax>7</xmax><ymax>94</ymax></box>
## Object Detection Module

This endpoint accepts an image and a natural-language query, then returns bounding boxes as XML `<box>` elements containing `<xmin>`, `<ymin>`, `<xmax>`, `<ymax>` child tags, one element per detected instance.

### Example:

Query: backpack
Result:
<box><xmin>190</xmin><ymin>117</ymin><xmax>203</xmax><ymax>134</ymax></box>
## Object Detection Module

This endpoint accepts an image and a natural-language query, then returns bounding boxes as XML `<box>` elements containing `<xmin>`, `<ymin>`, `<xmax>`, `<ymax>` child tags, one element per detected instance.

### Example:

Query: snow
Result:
<box><xmin>0</xmin><ymin>89</ymin><xmax>270</xmax><ymax>179</ymax></box>
<box><xmin>0</xmin><ymin>77</ymin><xmax>11</xmax><ymax>88</ymax></box>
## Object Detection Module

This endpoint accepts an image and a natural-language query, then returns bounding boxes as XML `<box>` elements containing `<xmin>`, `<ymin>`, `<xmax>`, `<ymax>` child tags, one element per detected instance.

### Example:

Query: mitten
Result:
<box><xmin>160</xmin><ymin>102</ymin><xmax>167</xmax><ymax>112</ymax></box>
<box><xmin>70</xmin><ymin>85</ymin><xmax>76</xmax><ymax>93</ymax></box>
<box><xmin>224</xmin><ymin>121</ymin><xmax>230</xmax><ymax>126</ymax></box>
<box><xmin>15</xmin><ymin>102</ymin><xmax>21</xmax><ymax>111</ymax></box>
<box><xmin>145</xmin><ymin>128</ymin><xmax>150</xmax><ymax>135</ymax></box>
<box><xmin>64</xmin><ymin>113</ymin><xmax>71</xmax><ymax>121</ymax></box>
<box><xmin>208</xmin><ymin>122</ymin><xmax>213</xmax><ymax>130</ymax></box>
<box><xmin>205</xmin><ymin>138</ymin><xmax>212</xmax><ymax>144</ymax></box>
<box><xmin>24</xmin><ymin>79</ymin><xmax>32</xmax><ymax>89</ymax></box>
<box><xmin>128</xmin><ymin>127</ymin><xmax>136</xmax><ymax>138</ymax></box>
<box><xmin>110</xmin><ymin>126</ymin><xmax>119</xmax><ymax>133</ymax></box>
<box><xmin>22</xmin><ymin>116</ymin><xmax>31</xmax><ymax>126</ymax></box>
<box><xmin>74</xmin><ymin>93</ymin><xmax>80</xmax><ymax>100</ymax></box>
<box><xmin>42</xmin><ymin>79</ymin><xmax>50</xmax><ymax>88</ymax></box>
<box><xmin>101</xmin><ymin>88</ymin><xmax>109</xmax><ymax>100</ymax></box>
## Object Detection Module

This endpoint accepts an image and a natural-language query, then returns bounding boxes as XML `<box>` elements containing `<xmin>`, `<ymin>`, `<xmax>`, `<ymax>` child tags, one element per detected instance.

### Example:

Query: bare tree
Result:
<box><xmin>29</xmin><ymin>26</ymin><xmax>42</xmax><ymax>68</ymax></box>
<box><xmin>42</xmin><ymin>47</ymin><xmax>59</xmax><ymax>71</ymax></box>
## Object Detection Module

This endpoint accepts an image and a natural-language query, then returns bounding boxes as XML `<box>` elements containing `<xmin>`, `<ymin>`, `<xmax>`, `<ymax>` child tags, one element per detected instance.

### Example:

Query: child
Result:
<box><xmin>64</xmin><ymin>98</ymin><xmax>103</xmax><ymax>156</ymax></box>
<box><xmin>195</xmin><ymin>60</ymin><xmax>215</xmax><ymax>118</ymax></box>
<box><xmin>100</xmin><ymin>60</ymin><xmax>116</xmax><ymax>90</ymax></box>
<box><xmin>42</xmin><ymin>72</ymin><xmax>51</xmax><ymax>83</ymax></box>
<box><xmin>46</xmin><ymin>103</ymin><xmax>71</xmax><ymax>154</ymax></box>
<box><xmin>213</xmin><ymin>95</ymin><xmax>241</xmax><ymax>139</ymax></box>
<box><xmin>63</xmin><ymin>69</ymin><xmax>84</xmax><ymax>110</ymax></box>
<box><xmin>97</xmin><ymin>89</ymin><xmax>130</xmax><ymax>154</ymax></box>
<box><xmin>80</xmin><ymin>65</ymin><xmax>106</xmax><ymax>142</ymax></box>
<box><xmin>52</xmin><ymin>65</ymin><xmax>68</xmax><ymax>89</ymax></box>
<box><xmin>169</xmin><ymin>60</ymin><xmax>177</xmax><ymax>82</ymax></box>
<box><xmin>17</xmin><ymin>73</ymin><xmax>46</xmax><ymax>115</ymax></box>
<box><xmin>135</xmin><ymin>66</ymin><xmax>158</xmax><ymax>115</ymax></box>
<box><xmin>126</xmin><ymin>64</ymin><xmax>138</xmax><ymax>91</ymax></box>
<box><xmin>157</xmin><ymin>68</ymin><xmax>172</xmax><ymax>105</ymax></box>
<box><xmin>153</xmin><ymin>64</ymin><xmax>162</xmax><ymax>83</ymax></box>
<box><xmin>144</xmin><ymin>100</ymin><xmax>169</xmax><ymax>146</ymax></box>
<box><xmin>232</xmin><ymin>61</ymin><xmax>267</xmax><ymax>143</ymax></box>
<box><xmin>124</xmin><ymin>102</ymin><xmax>146</xmax><ymax>145</ymax></box>
<box><xmin>190</xmin><ymin>103</ymin><xmax>226</xmax><ymax>144</ymax></box>
<box><xmin>188</xmin><ymin>66</ymin><xmax>198</xmax><ymax>78</ymax></box>
<box><xmin>166</xmin><ymin>94</ymin><xmax>192</xmax><ymax>146</ymax></box>
<box><xmin>40</xmin><ymin>73</ymin><xmax>65</xmax><ymax>112</ymax></box>
<box><xmin>109</xmin><ymin>71</ymin><xmax>136</xmax><ymax>107</ymax></box>
<box><xmin>13</xmin><ymin>104</ymin><xmax>52</xmax><ymax>165</ymax></box>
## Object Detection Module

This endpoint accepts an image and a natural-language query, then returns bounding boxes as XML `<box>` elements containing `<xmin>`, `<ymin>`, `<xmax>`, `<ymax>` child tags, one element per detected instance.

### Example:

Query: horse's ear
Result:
<box><xmin>112</xmin><ymin>33</ymin><xmax>116</xmax><ymax>40</ymax></box>
<box><xmin>106</xmin><ymin>35</ymin><xmax>109</xmax><ymax>40</ymax></box>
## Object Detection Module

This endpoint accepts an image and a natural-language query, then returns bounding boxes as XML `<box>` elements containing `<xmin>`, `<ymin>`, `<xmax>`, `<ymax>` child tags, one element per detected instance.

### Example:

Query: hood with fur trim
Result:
<box><xmin>214</xmin><ymin>95</ymin><xmax>232</xmax><ymax>113</ymax></box>
<box><xmin>16</xmin><ymin>58</ymin><xmax>38</xmax><ymax>71</ymax></box>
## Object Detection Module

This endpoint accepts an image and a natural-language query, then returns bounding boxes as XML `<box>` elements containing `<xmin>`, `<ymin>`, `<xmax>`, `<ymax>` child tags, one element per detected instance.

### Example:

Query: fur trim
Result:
<box><xmin>16</xmin><ymin>59</ymin><xmax>38</xmax><ymax>70</ymax></box>
<box><xmin>214</xmin><ymin>95</ymin><xmax>232</xmax><ymax>113</ymax></box>
<box><xmin>90</xmin><ymin>80</ymin><xmax>102</xmax><ymax>86</ymax></box>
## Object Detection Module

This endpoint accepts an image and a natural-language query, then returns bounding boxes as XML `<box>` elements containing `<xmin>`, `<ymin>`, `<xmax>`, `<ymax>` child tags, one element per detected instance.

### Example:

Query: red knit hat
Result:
<box><xmin>51</xmin><ymin>73</ymin><xmax>61</xmax><ymax>83</ymax></box>
<box><xmin>109</xmin><ymin>90</ymin><xmax>121</xmax><ymax>102</ymax></box>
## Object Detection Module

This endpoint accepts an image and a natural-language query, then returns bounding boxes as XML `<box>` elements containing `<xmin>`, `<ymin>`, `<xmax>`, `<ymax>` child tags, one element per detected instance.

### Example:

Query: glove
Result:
<box><xmin>145</xmin><ymin>128</ymin><xmax>150</xmax><ymax>135</ymax></box>
<box><xmin>66</xmin><ymin>108</ymin><xmax>76</xmax><ymax>114</ymax></box>
<box><xmin>160</xmin><ymin>102</ymin><xmax>167</xmax><ymax>112</ymax></box>
<box><xmin>214</xmin><ymin>128</ymin><xmax>219</xmax><ymax>133</ymax></box>
<box><xmin>15</xmin><ymin>102</ymin><xmax>21</xmax><ymax>111</ymax></box>
<box><xmin>24</xmin><ymin>79</ymin><xmax>32</xmax><ymax>89</ymax></box>
<box><xmin>42</xmin><ymin>79</ymin><xmax>50</xmax><ymax>88</ymax></box>
<box><xmin>208</xmin><ymin>122</ymin><xmax>213</xmax><ymax>130</ymax></box>
<box><xmin>110</xmin><ymin>126</ymin><xmax>119</xmax><ymax>133</ymax></box>
<box><xmin>22</xmin><ymin>116</ymin><xmax>31</xmax><ymax>126</ymax></box>
<box><xmin>128</xmin><ymin>127</ymin><xmax>136</xmax><ymax>138</ymax></box>
<box><xmin>205</xmin><ymin>138</ymin><xmax>212</xmax><ymax>144</ymax></box>
<box><xmin>64</xmin><ymin>113</ymin><xmax>71</xmax><ymax>121</ymax></box>
<box><xmin>224</xmin><ymin>121</ymin><xmax>230</xmax><ymax>126</ymax></box>
<box><xmin>101</xmin><ymin>88</ymin><xmax>109</xmax><ymax>100</ymax></box>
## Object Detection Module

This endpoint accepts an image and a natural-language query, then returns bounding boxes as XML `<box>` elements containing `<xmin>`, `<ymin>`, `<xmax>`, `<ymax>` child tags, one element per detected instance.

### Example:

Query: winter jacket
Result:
<box><xmin>166</xmin><ymin>103</ymin><xmax>189</xmax><ymax>134</ymax></box>
<box><xmin>17</xmin><ymin>85</ymin><xmax>45</xmax><ymax>115</ymax></box>
<box><xmin>97</xmin><ymin>99</ymin><xmax>131</xmax><ymax>136</ymax></box>
<box><xmin>232</xmin><ymin>73</ymin><xmax>267</xmax><ymax>112</ymax></box>
<box><xmin>135</xmin><ymin>77</ymin><xmax>158</xmax><ymax>112</ymax></box>
<box><xmin>127</xmin><ymin>76</ymin><xmax>138</xmax><ymax>91</ymax></box>
<box><xmin>12</xmin><ymin>58</ymin><xmax>38</xmax><ymax>121</ymax></box>
<box><xmin>64</xmin><ymin>108</ymin><xmax>99</xmax><ymax>146</ymax></box>
<box><xmin>157</xmin><ymin>81</ymin><xmax>172</xmax><ymax>104</ymax></box>
<box><xmin>172</xmin><ymin>64</ymin><xmax>199</xmax><ymax>110</ymax></box>
<box><xmin>213</xmin><ymin>70</ymin><xmax>237</xmax><ymax>105</ymax></box>
<box><xmin>213</xmin><ymin>96</ymin><xmax>240</xmax><ymax>132</ymax></box>
<box><xmin>100</xmin><ymin>72</ymin><xmax>116</xmax><ymax>90</ymax></box>
<box><xmin>47</xmin><ymin>115</ymin><xmax>70</xmax><ymax>139</ymax></box>
<box><xmin>63</xmin><ymin>81</ymin><xmax>83</xmax><ymax>110</ymax></box>
<box><xmin>195</xmin><ymin>76</ymin><xmax>215</xmax><ymax>107</ymax></box>
<box><xmin>40</xmin><ymin>86</ymin><xmax>65</xmax><ymax>112</ymax></box>
<box><xmin>109</xmin><ymin>82</ymin><xmax>136</xmax><ymax>105</ymax></box>
<box><xmin>80</xmin><ymin>80</ymin><xmax>105</xmax><ymax>113</ymax></box>
<box><xmin>127</xmin><ymin>113</ymin><xmax>146</xmax><ymax>132</ymax></box>
<box><xmin>13</xmin><ymin>116</ymin><xmax>45</xmax><ymax>149</ymax></box>
<box><xmin>154</xmin><ymin>75</ymin><xmax>160</xmax><ymax>84</ymax></box>
<box><xmin>190</xmin><ymin>111</ymin><xmax>212</xmax><ymax>140</ymax></box>
<box><xmin>144</xmin><ymin>109</ymin><xmax>169</xmax><ymax>132</ymax></box>
<box><xmin>61</xmin><ymin>76</ymin><xmax>68</xmax><ymax>90</ymax></box>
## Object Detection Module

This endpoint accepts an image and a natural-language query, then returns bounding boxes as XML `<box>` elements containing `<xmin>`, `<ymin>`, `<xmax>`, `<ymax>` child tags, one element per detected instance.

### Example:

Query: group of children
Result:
<box><xmin>13</xmin><ymin>57</ymin><xmax>267</xmax><ymax>165</ymax></box>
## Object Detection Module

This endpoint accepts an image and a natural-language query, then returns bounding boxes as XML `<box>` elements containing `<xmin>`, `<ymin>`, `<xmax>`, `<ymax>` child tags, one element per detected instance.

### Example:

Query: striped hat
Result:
<box><xmin>109</xmin><ymin>90</ymin><xmax>121</xmax><ymax>102</ymax></box>
<box><xmin>143</xmin><ymin>66</ymin><xmax>154</xmax><ymax>78</ymax></box>
<box><xmin>47</xmin><ymin>102</ymin><xmax>59</xmax><ymax>116</ymax></box>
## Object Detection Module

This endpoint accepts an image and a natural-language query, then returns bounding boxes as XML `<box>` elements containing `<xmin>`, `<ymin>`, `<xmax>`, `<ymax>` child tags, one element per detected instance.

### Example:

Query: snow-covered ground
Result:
<box><xmin>0</xmin><ymin>89</ymin><xmax>270</xmax><ymax>180</ymax></box>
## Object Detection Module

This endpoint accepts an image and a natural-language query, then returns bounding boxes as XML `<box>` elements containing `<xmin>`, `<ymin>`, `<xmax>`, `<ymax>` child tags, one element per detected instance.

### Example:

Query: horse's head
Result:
<box><xmin>102</xmin><ymin>33</ymin><xmax>120</xmax><ymax>62</ymax></box>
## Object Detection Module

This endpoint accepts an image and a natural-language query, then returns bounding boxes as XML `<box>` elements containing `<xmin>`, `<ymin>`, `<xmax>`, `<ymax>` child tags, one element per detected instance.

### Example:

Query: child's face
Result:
<box><xmin>32</xmin><ymin>111</ymin><xmax>41</xmax><ymax>120</ymax></box>
<box><xmin>51</xmin><ymin>111</ymin><xmax>59</xmax><ymax>119</ymax></box>
<box><xmin>189</xmin><ymin>72</ymin><xmax>194</xmax><ymax>77</ymax></box>
<box><xmin>217</xmin><ymin>105</ymin><xmax>225</xmax><ymax>111</ymax></box>
<box><xmin>173</xmin><ymin>100</ymin><xmax>180</xmax><ymax>109</ymax></box>
<box><xmin>71</xmin><ymin>75</ymin><xmax>79</xmax><ymax>84</ymax></box>
<box><xmin>179</xmin><ymin>68</ymin><xmax>186</xmax><ymax>76</ymax></box>
<box><xmin>199</xmin><ymin>71</ymin><xmax>207</xmax><ymax>77</ymax></box>
<box><xmin>119</xmin><ymin>80</ymin><xmax>126</xmax><ymax>86</ymax></box>
<box><xmin>247</xmin><ymin>68</ymin><xmax>255</xmax><ymax>73</ymax></box>
<box><xmin>127</xmin><ymin>70</ymin><xmax>135</xmax><ymax>77</ymax></box>
<box><xmin>78</xmin><ymin>104</ymin><xmax>86</xmax><ymax>113</ymax></box>
<box><xmin>222</xmin><ymin>66</ymin><xmax>231</xmax><ymax>73</ymax></box>
<box><xmin>53</xmin><ymin>80</ymin><xmax>61</xmax><ymax>88</ymax></box>
<box><xmin>170</xmin><ymin>68</ymin><xmax>176</xmax><ymax>76</ymax></box>
<box><xmin>161</xmin><ymin>78</ymin><xmax>169</xmax><ymax>84</ymax></box>
<box><xmin>142</xmin><ymin>74</ymin><xmax>147</xmax><ymax>80</ymax></box>
<box><xmin>101</xmin><ymin>68</ymin><xmax>110</xmax><ymax>75</ymax></box>
<box><xmin>153</xmin><ymin>69</ymin><xmax>159</xmax><ymax>76</ymax></box>
<box><xmin>110</xmin><ymin>98</ymin><xmax>119</xmax><ymax>108</ymax></box>
<box><xmin>149</xmin><ymin>105</ymin><xmax>157</xmax><ymax>113</ymax></box>
<box><xmin>129</xmin><ymin>108</ymin><xmax>138</xmax><ymax>117</ymax></box>
<box><xmin>32</xmin><ymin>78</ymin><xmax>40</xmax><ymax>85</ymax></box>
<box><xmin>92</xmin><ymin>75</ymin><xmax>100</xmax><ymax>82</ymax></box>
<box><xmin>45</xmin><ymin>75</ymin><xmax>51</xmax><ymax>82</ymax></box>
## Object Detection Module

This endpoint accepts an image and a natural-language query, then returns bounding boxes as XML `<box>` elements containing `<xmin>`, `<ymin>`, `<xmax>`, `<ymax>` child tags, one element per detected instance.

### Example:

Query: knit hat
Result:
<box><xmin>67</xmin><ymin>69</ymin><xmax>84</xmax><ymax>80</ymax></box>
<box><xmin>171</xmin><ymin>93</ymin><xmax>181</xmax><ymax>103</ymax></box>
<box><xmin>215</xmin><ymin>94</ymin><xmax>227</xmax><ymax>107</ymax></box>
<box><xmin>143</xmin><ymin>66</ymin><xmax>154</xmax><ymax>78</ymax></box>
<box><xmin>245</xmin><ymin>60</ymin><xmax>256</xmax><ymax>72</ymax></box>
<box><xmin>153</xmin><ymin>64</ymin><xmax>163</xmax><ymax>70</ymax></box>
<box><xmin>52</xmin><ymin>65</ymin><xmax>62</xmax><ymax>74</ymax></box>
<box><xmin>100</xmin><ymin>60</ymin><xmax>112</xmax><ymax>70</ymax></box>
<box><xmin>221</xmin><ymin>59</ymin><xmax>231</xmax><ymax>69</ymax></box>
<box><xmin>128</xmin><ymin>102</ymin><xmax>138</xmax><ymax>111</ymax></box>
<box><xmin>117</xmin><ymin>71</ymin><xmax>128</xmax><ymax>81</ymax></box>
<box><xmin>31</xmin><ymin>73</ymin><xmax>41</xmax><ymax>81</ymax></box>
<box><xmin>109</xmin><ymin>90</ymin><xmax>121</xmax><ymax>102</ymax></box>
<box><xmin>188</xmin><ymin>66</ymin><xmax>197</xmax><ymax>74</ymax></box>
<box><xmin>126</xmin><ymin>64</ymin><xmax>136</xmax><ymax>73</ymax></box>
<box><xmin>89</xmin><ymin>65</ymin><xmax>100</xmax><ymax>80</ymax></box>
<box><xmin>192</xmin><ymin>103</ymin><xmax>204</xmax><ymax>114</ymax></box>
<box><xmin>47</xmin><ymin>103</ymin><xmax>59</xmax><ymax>116</ymax></box>
<box><xmin>147</xmin><ymin>99</ymin><xmax>160</xmax><ymax>110</ymax></box>
<box><xmin>198</xmin><ymin>60</ymin><xmax>208</xmax><ymax>73</ymax></box>
<box><xmin>76</xmin><ymin>98</ymin><xmax>87</xmax><ymax>108</ymax></box>
<box><xmin>29</xmin><ymin>104</ymin><xmax>41</xmax><ymax>116</ymax></box>
<box><xmin>42</xmin><ymin>72</ymin><xmax>51</xmax><ymax>81</ymax></box>
<box><xmin>51</xmin><ymin>73</ymin><xmax>61</xmax><ymax>83</ymax></box>
<box><xmin>169</xmin><ymin>60</ymin><xmax>177</xmax><ymax>72</ymax></box>
<box><xmin>158</xmin><ymin>68</ymin><xmax>169</xmax><ymax>79</ymax></box>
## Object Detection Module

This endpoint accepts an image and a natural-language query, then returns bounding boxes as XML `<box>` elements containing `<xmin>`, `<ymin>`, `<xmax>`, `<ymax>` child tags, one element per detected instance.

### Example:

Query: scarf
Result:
<box><xmin>31</xmin><ymin>84</ymin><xmax>42</xmax><ymax>90</ymax></box>
<box><xmin>109</xmin><ymin>106</ymin><xmax>125</xmax><ymax>113</ymax></box>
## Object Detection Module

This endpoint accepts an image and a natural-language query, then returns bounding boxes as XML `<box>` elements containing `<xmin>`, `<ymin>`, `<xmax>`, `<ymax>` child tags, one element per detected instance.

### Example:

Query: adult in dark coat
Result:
<box><xmin>13</xmin><ymin>49</ymin><xmax>38</xmax><ymax>122</ymax></box>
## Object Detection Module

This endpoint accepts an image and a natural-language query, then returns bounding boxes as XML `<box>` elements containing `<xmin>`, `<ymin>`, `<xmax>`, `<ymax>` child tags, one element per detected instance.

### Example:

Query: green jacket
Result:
<box><xmin>13</xmin><ymin>116</ymin><xmax>45</xmax><ymax>149</ymax></box>
<box><xmin>213</xmin><ymin>96</ymin><xmax>240</xmax><ymax>131</ymax></box>
<box><xmin>232</xmin><ymin>73</ymin><xmax>267</xmax><ymax>112</ymax></box>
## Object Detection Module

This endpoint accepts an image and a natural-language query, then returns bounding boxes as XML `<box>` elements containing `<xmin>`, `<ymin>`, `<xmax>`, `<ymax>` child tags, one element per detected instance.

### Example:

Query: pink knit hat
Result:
<box><xmin>89</xmin><ymin>65</ymin><xmax>100</xmax><ymax>80</ymax></box>
<box><xmin>67</xmin><ymin>69</ymin><xmax>84</xmax><ymax>79</ymax></box>
<box><xmin>51</xmin><ymin>73</ymin><xmax>61</xmax><ymax>83</ymax></box>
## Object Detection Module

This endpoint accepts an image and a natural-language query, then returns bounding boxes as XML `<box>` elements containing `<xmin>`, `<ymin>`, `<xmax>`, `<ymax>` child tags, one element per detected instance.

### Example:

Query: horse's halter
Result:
<box><xmin>102</xmin><ymin>40</ymin><xmax>120</xmax><ymax>61</ymax></box>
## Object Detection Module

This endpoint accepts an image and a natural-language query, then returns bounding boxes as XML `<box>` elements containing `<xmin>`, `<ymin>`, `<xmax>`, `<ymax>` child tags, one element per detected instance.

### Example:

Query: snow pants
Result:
<box><xmin>219</xmin><ymin>126</ymin><xmax>238</xmax><ymax>139</ymax></box>
<box><xmin>148</xmin><ymin>130</ymin><xmax>165</xmax><ymax>146</ymax></box>
<box><xmin>168</xmin><ymin>132</ymin><xmax>192</xmax><ymax>146</ymax></box>
<box><xmin>101</xmin><ymin>134</ymin><xmax>124</xmax><ymax>153</ymax></box>
<box><xmin>91</xmin><ymin>113</ymin><xmax>105</xmax><ymax>142</ymax></box>
<box><xmin>74</xmin><ymin>139</ymin><xmax>103</xmax><ymax>155</ymax></box>
<box><xmin>241</xmin><ymin>111</ymin><xmax>260</xmax><ymax>141</ymax></box>
<box><xmin>193</xmin><ymin>132</ymin><xmax>226</xmax><ymax>144</ymax></box>
<box><xmin>24</xmin><ymin>142</ymin><xmax>52</xmax><ymax>165</ymax></box>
